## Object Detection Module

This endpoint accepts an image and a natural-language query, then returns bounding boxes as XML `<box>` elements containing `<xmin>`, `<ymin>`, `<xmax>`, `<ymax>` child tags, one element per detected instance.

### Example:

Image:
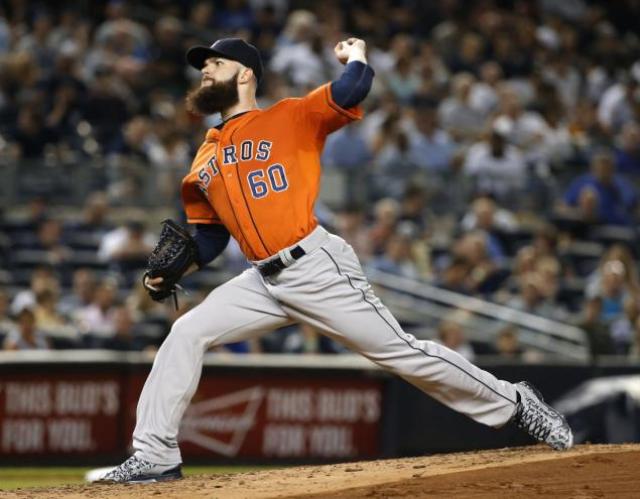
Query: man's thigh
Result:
<box><xmin>173</xmin><ymin>268</ymin><xmax>292</xmax><ymax>348</ymax></box>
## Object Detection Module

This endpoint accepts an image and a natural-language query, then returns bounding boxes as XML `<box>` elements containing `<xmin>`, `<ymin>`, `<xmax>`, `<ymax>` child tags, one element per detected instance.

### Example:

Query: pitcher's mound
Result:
<box><xmin>5</xmin><ymin>444</ymin><xmax>640</xmax><ymax>498</ymax></box>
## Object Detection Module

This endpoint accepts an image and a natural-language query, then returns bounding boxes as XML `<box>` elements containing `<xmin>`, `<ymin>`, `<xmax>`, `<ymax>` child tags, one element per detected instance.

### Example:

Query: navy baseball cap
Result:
<box><xmin>186</xmin><ymin>38</ymin><xmax>263</xmax><ymax>82</ymax></box>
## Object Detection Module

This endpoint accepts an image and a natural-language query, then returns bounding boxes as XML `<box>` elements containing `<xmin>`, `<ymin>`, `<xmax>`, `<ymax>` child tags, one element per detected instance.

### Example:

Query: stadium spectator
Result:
<box><xmin>83</xmin><ymin>67</ymin><xmax>131</xmax><ymax>153</ymax></box>
<box><xmin>9</xmin><ymin>106</ymin><xmax>58</xmax><ymax>159</ymax></box>
<box><xmin>562</xmin><ymin>151</ymin><xmax>638</xmax><ymax>226</ymax></box>
<box><xmin>3</xmin><ymin>305</ymin><xmax>50</xmax><ymax>351</ymax></box>
<box><xmin>463</xmin><ymin>122</ymin><xmax>527</xmax><ymax>204</ymax></box>
<box><xmin>404</xmin><ymin>101</ymin><xmax>455</xmax><ymax>173</ymax></box>
<box><xmin>367</xmin><ymin>198</ymin><xmax>400</xmax><ymax>255</ymax></box>
<box><xmin>27</xmin><ymin>219</ymin><xmax>73</xmax><ymax>268</ymax></box>
<box><xmin>577</xmin><ymin>297</ymin><xmax>615</xmax><ymax>358</ymax></box>
<box><xmin>147</xmin><ymin>16</ymin><xmax>188</xmax><ymax>95</ymax></box>
<box><xmin>270</xmin><ymin>10</ymin><xmax>336</xmax><ymax>88</ymax></box>
<box><xmin>334</xmin><ymin>205</ymin><xmax>372</xmax><ymax>259</ymax></box>
<box><xmin>493</xmin><ymin>85</ymin><xmax>554</xmax><ymax>165</ymax></box>
<box><xmin>398</xmin><ymin>183</ymin><xmax>430</xmax><ymax>232</ymax></box>
<box><xmin>66</xmin><ymin>191</ymin><xmax>112</xmax><ymax>237</ymax></box>
<box><xmin>369</xmin><ymin>224</ymin><xmax>420</xmax><ymax>279</ymax></box>
<box><xmin>595</xmin><ymin>260</ymin><xmax>630</xmax><ymax>323</ymax></box>
<box><xmin>59</xmin><ymin>268</ymin><xmax>97</xmax><ymax>319</ymax></box>
<box><xmin>586</xmin><ymin>244</ymin><xmax>640</xmax><ymax>299</ymax></box>
<box><xmin>371</xmin><ymin>118</ymin><xmax>421</xmax><ymax>199</ymax></box>
<box><xmin>614</xmin><ymin>121</ymin><xmax>640</xmax><ymax>176</ymax></box>
<box><xmin>14</xmin><ymin>10</ymin><xmax>56</xmax><ymax>74</ymax></box>
<box><xmin>438</xmin><ymin>231</ymin><xmax>500</xmax><ymax>295</ymax></box>
<box><xmin>469</xmin><ymin>61</ymin><xmax>503</xmax><ymax>117</ymax></box>
<box><xmin>321</xmin><ymin>122</ymin><xmax>372</xmax><ymax>171</ymax></box>
<box><xmin>33</xmin><ymin>288</ymin><xmax>74</xmax><ymax>337</ymax></box>
<box><xmin>438</xmin><ymin>72</ymin><xmax>485</xmax><ymax>143</ymax></box>
<box><xmin>436</xmin><ymin>315</ymin><xmax>475</xmax><ymax>362</ymax></box>
<box><xmin>11</xmin><ymin>266</ymin><xmax>60</xmax><ymax>317</ymax></box>
<box><xmin>494</xmin><ymin>325</ymin><xmax>525</xmax><ymax>359</ymax></box>
<box><xmin>506</xmin><ymin>273</ymin><xmax>564</xmax><ymax>321</ymax></box>
<box><xmin>530</xmin><ymin>224</ymin><xmax>560</xmax><ymax>260</ymax></box>
<box><xmin>97</xmin><ymin>220</ymin><xmax>155</xmax><ymax>274</ymax></box>
<box><xmin>385</xmin><ymin>51</ymin><xmax>422</xmax><ymax>103</ymax></box>
<box><xmin>541</xmin><ymin>52</ymin><xmax>581</xmax><ymax>112</ymax></box>
<box><xmin>102</xmin><ymin>305</ymin><xmax>144</xmax><ymax>351</ymax></box>
<box><xmin>460</xmin><ymin>195</ymin><xmax>518</xmax><ymax>258</ymax></box>
<box><xmin>610</xmin><ymin>296</ymin><xmax>640</xmax><ymax>355</ymax></box>
<box><xmin>75</xmin><ymin>279</ymin><xmax>118</xmax><ymax>342</ymax></box>
<box><xmin>597</xmin><ymin>64</ymin><xmax>640</xmax><ymax>134</ymax></box>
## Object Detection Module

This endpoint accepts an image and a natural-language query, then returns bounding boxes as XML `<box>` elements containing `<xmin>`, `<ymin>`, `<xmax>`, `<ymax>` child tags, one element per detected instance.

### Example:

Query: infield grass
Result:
<box><xmin>0</xmin><ymin>466</ymin><xmax>271</xmax><ymax>490</ymax></box>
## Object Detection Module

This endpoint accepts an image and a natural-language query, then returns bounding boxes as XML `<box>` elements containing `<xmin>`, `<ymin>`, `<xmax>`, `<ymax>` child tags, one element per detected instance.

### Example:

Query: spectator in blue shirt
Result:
<box><xmin>406</xmin><ymin>102</ymin><xmax>456</xmax><ymax>172</ymax></box>
<box><xmin>614</xmin><ymin>122</ymin><xmax>640</xmax><ymax>176</ymax></box>
<box><xmin>321</xmin><ymin>122</ymin><xmax>372</xmax><ymax>170</ymax></box>
<box><xmin>563</xmin><ymin>151</ymin><xmax>638</xmax><ymax>226</ymax></box>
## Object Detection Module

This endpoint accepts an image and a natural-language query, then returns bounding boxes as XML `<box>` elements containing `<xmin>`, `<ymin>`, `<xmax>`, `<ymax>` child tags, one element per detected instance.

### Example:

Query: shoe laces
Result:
<box><xmin>515</xmin><ymin>397</ymin><xmax>553</xmax><ymax>442</ymax></box>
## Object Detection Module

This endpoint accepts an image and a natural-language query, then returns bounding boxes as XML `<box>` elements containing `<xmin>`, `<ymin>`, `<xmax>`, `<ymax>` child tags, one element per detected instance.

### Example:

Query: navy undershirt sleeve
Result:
<box><xmin>330</xmin><ymin>61</ymin><xmax>375</xmax><ymax>109</ymax></box>
<box><xmin>193</xmin><ymin>224</ymin><xmax>230</xmax><ymax>268</ymax></box>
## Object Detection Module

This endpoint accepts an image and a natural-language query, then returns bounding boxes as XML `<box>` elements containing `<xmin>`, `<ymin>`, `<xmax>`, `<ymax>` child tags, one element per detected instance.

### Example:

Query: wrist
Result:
<box><xmin>347</xmin><ymin>47</ymin><xmax>367</xmax><ymax>64</ymax></box>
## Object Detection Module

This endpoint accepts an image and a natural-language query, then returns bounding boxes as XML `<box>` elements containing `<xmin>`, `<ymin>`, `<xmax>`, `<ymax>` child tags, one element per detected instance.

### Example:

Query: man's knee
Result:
<box><xmin>165</xmin><ymin>313</ymin><xmax>208</xmax><ymax>348</ymax></box>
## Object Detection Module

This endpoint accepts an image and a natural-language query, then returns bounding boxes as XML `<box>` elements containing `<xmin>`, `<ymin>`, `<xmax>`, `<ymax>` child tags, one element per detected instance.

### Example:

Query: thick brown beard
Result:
<box><xmin>186</xmin><ymin>72</ymin><xmax>239</xmax><ymax>116</ymax></box>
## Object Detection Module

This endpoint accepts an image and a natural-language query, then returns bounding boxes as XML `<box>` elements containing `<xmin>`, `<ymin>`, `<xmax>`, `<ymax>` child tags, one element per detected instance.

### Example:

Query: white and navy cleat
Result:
<box><xmin>513</xmin><ymin>381</ymin><xmax>574</xmax><ymax>451</ymax></box>
<box><xmin>90</xmin><ymin>455</ymin><xmax>183</xmax><ymax>484</ymax></box>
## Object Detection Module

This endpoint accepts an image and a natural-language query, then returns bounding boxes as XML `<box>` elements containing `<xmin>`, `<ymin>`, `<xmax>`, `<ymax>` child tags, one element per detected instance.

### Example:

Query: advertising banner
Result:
<box><xmin>0</xmin><ymin>365</ymin><xmax>382</xmax><ymax>461</ymax></box>
<box><xmin>124</xmin><ymin>374</ymin><xmax>382</xmax><ymax>460</ymax></box>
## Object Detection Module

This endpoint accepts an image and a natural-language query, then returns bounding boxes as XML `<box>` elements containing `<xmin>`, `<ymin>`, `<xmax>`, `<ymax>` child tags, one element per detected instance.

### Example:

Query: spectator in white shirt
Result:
<box><xmin>463</xmin><ymin>122</ymin><xmax>527</xmax><ymax>202</ymax></box>
<box><xmin>269</xmin><ymin>10</ymin><xmax>339</xmax><ymax>88</ymax></box>
<box><xmin>470</xmin><ymin>61</ymin><xmax>503</xmax><ymax>117</ymax></box>
<box><xmin>438</xmin><ymin>72</ymin><xmax>485</xmax><ymax>143</ymax></box>
<box><xmin>494</xmin><ymin>86</ymin><xmax>553</xmax><ymax>164</ymax></box>
<box><xmin>98</xmin><ymin>220</ymin><xmax>155</xmax><ymax>265</ymax></box>
<box><xmin>597</xmin><ymin>63</ymin><xmax>640</xmax><ymax>135</ymax></box>
<box><xmin>3</xmin><ymin>305</ymin><xmax>50</xmax><ymax>351</ymax></box>
<box><xmin>75</xmin><ymin>279</ymin><xmax>118</xmax><ymax>339</ymax></box>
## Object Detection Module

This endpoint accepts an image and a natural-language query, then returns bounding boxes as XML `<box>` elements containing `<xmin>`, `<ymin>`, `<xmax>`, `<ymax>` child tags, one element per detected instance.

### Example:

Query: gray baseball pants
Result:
<box><xmin>133</xmin><ymin>226</ymin><xmax>518</xmax><ymax>465</ymax></box>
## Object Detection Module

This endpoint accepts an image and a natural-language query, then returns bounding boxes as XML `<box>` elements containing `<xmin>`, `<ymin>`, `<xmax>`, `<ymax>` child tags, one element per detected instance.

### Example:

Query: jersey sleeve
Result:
<box><xmin>181</xmin><ymin>172</ymin><xmax>222</xmax><ymax>225</ymax></box>
<box><xmin>294</xmin><ymin>83</ymin><xmax>364</xmax><ymax>138</ymax></box>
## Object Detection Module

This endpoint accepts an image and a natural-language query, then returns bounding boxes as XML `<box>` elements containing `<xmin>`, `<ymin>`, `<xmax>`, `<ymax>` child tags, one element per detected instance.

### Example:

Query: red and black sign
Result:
<box><xmin>0</xmin><ymin>366</ymin><xmax>382</xmax><ymax>462</ymax></box>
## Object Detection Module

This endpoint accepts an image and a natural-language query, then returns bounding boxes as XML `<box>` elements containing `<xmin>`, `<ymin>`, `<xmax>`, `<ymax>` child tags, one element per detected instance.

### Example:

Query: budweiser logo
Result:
<box><xmin>179</xmin><ymin>386</ymin><xmax>265</xmax><ymax>456</ymax></box>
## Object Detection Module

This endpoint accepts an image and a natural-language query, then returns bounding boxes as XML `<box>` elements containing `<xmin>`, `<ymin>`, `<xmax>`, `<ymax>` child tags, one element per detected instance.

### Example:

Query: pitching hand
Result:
<box><xmin>334</xmin><ymin>38</ymin><xmax>367</xmax><ymax>65</ymax></box>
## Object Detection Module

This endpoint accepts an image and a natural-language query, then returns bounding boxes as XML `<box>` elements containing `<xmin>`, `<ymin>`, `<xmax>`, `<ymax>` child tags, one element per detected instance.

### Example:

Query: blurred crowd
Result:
<box><xmin>2</xmin><ymin>0</ymin><xmax>640</xmax><ymax>360</ymax></box>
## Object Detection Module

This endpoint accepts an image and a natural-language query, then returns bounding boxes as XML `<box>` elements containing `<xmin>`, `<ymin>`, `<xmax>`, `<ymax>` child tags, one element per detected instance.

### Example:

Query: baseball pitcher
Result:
<box><xmin>96</xmin><ymin>37</ymin><xmax>573</xmax><ymax>483</ymax></box>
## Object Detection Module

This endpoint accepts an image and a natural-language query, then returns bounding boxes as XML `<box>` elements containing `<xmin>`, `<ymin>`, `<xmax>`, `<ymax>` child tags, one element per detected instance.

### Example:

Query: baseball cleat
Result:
<box><xmin>513</xmin><ymin>381</ymin><xmax>574</xmax><ymax>451</ymax></box>
<box><xmin>94</xmin><ymin>455</ymin><xmax>183</xmax><ymax>483</ymax></box>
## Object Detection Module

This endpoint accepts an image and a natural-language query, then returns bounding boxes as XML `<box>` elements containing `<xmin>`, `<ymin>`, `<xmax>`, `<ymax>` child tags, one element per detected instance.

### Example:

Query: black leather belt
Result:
<box><xmin>257</xmin><ymin>246</ymin><xmax>306</xmax><ymax>277</ymax></box>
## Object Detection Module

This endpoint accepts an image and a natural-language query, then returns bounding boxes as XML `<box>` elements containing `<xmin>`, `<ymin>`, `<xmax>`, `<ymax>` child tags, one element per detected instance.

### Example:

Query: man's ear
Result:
<box><xmin>238</xmin><ymin>67</ymin><xmax>254</xmax><ymax>85</ymax></box>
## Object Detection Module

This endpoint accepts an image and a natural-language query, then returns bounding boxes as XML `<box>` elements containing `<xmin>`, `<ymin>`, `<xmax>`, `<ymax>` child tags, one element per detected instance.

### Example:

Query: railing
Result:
<box><xmin>365</xmin><ymin>268</ymin><xmax>590</xmax><ymax>362</ymax></box>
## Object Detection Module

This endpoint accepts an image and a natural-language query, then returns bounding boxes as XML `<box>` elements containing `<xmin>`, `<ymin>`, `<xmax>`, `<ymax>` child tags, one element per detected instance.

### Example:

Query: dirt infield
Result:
<box><xmin>3</xmin><ymin>444</ymin><xmax>640</xmax><ymax>498</ymax></box>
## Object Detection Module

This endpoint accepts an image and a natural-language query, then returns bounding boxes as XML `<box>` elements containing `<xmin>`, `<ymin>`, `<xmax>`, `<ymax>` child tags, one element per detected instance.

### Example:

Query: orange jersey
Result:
<box><xmin>181</xmin><ymin>83</ymin><xmax>363</xmax><ymax>261</ymax></box>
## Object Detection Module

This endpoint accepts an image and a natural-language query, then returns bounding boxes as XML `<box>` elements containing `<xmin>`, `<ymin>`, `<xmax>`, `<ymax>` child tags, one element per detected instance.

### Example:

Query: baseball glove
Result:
<box><xmin>143</xmin><ymin>219</ymin><xmax>200</xmax><ymax>304</ymax></box>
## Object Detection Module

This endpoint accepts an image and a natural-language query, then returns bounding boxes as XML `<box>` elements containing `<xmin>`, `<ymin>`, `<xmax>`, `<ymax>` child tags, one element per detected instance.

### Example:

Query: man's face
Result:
<box><xmin>592</xmin><ymin>154</ymin><xmax>614</xmax><ymax>184</ymax></box>
<box><xmin>186</xmin><ymin>57</ymin><xmax>240</xmax><ymax>115</ymax></box>
<box><xmin>201</xmin><ymin>57</ymin><xmax>240</xmax><ymax>86</ymax></box>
